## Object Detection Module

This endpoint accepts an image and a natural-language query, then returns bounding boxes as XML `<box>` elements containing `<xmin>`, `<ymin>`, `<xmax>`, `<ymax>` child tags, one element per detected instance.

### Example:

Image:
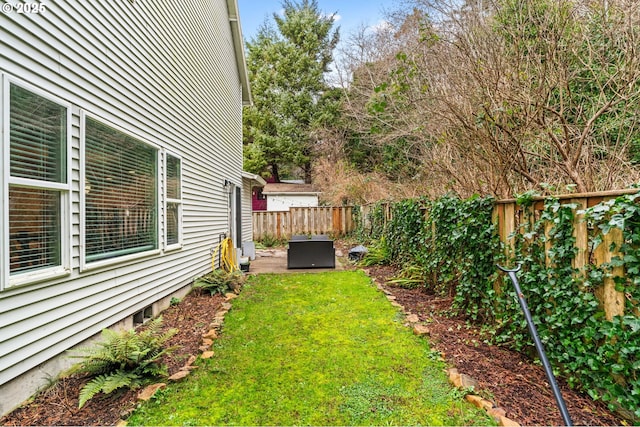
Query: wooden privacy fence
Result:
<box><xmin>356</xmin><ymin>190</ymin><xmax>638</xmax><ymax>320</ymax></box>
<box><xmin>253</xmin><ymin>206</ymin><xmax>355</xmax><ymax>240</ymax></box>
<box><xmin>493</xmin><ymin>188</ymin><xmax>639</xmax><ymax>321</ymax></box>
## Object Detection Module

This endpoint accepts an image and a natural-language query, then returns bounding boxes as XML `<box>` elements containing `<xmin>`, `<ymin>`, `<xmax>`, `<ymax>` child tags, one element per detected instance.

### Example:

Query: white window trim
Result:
<box><xmin>79</xmin><ymin>111</ymin><xmax>161</xmax><ymax>272</ymax></box>
<box><xmin>164</xmin><ymin>150</ymin><xmax>183</xmax><ymax>251</ymax></box>
<box><xmin>1</xmin><ymin>75</ymin><xmax>72</xmax><ymax>290</ymax></box>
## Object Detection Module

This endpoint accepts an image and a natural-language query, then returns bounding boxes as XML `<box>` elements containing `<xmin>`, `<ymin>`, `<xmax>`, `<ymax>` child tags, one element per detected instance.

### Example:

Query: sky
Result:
<box><xmin>236</xmin><ymin>0</ymin><xmax>399</xmax><ymax>43</ymax></box>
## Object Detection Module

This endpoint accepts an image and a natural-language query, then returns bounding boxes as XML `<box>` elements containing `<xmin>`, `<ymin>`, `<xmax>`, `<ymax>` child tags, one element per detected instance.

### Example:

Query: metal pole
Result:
<box><xmin>497</xmin><ymin>264</ymin><xmax>573</xmax><ymax>426</ymax></box>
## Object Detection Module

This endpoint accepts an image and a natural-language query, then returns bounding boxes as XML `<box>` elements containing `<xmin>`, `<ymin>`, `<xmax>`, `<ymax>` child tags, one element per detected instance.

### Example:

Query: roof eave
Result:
<box><xmin>227</xmin><ymin>0</ymin><xmax>252</xmax><ymax>105</ymax></box>
<box><xmin>242</xmin><ymin>171</ymin><xmax>267</xmax><ymax>186</ymax></box>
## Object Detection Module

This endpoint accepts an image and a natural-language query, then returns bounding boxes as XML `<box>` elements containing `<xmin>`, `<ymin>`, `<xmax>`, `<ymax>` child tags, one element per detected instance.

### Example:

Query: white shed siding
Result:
<box><xmin>267</xmin><ymin>195</ymin><xmax>320</xmax><ymax>211</ymax></box>
<box><xmin>0</xmin><ymin>0</ymin><xmax>247</xmax><ymax>414</ymax></box>
<box><xmin>240</xmin><ymin>172</ymin><xmax>265</xmax><ymax>248</ymax></box>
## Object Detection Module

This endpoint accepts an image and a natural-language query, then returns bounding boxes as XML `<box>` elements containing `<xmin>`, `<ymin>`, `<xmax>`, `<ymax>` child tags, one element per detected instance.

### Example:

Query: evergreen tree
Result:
<box><xmin>243</xmin><ymin>0</ymin><xmax>339</xmax><ymax>182</ymax></box>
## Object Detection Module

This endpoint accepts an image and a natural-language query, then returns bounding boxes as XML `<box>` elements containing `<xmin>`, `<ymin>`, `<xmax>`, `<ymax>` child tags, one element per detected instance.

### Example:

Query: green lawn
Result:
<box><xmin>128</xmin><ymin>271</ymin><xmax>494</xmax><ymax>426</ymax></box>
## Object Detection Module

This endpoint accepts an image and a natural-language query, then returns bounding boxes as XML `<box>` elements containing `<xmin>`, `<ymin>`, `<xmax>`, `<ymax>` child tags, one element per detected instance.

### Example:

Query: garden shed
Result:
<box><xmin>262</xmin><ymin>182</ymin><xmax>321</xmax><ymax>211</ymax></box>
<box><xmin>0</xmin><ymin>0</ymin><xmax>251</xmax><ymax>416</ymax></box>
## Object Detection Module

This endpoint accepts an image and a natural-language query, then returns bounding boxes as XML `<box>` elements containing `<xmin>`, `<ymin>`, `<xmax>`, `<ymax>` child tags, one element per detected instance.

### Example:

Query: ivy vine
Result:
<box><xmin>359</xmin><ymin>190</ymin><xmax>640</xmax><ymax>421</ymax></box>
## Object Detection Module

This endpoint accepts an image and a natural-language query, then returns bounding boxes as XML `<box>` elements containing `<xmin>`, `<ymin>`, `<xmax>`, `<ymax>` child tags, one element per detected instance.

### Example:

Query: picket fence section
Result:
<box><xmin>493</xmin><ymin>188</ymin><xmax>639</xmax><ymax>321</ymax></box>
<box><xmin>252</xmin><ymin>206</ymin><xmax>355</xmax><ymax>240</ymax></box>
<box><xmin>252</xmin><ymin>191</ymin><xmax>636</xmax><ymax>319</ymax></box>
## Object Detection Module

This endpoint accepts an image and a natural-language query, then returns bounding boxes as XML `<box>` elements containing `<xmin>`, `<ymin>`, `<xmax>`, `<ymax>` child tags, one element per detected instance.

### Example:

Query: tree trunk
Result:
<box><xmin>303</xmin><ymin>161</ymin><xmax>312</xmax><ymax>184</ymax></box>
<box><xmin>271</xmin><ymin>163</ymin><xmax>280</xmax><ymax>183</ymax></box>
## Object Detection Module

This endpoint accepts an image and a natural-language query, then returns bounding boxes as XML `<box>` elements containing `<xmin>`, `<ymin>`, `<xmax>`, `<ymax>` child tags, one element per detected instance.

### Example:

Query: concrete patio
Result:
<box><xmin>247</xmin><ymin>247</ymin><xmax>345</xmax><ymax>274</ymax></box>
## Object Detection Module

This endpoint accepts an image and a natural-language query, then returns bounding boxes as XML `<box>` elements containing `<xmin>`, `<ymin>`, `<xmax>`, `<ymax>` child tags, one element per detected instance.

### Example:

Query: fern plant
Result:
<box><xmin>67</xmin><ymin>316</ymin><xmax>178</xmax><ymax>408</ymax></box>
<box><xmin>358</xmin><ymin>238</ymin><xmax>390</xmax><ymax>266</ymax></box>
<box><xmin>193</xmin><ymin>269</ymin><xmax>245</xmax><ymax>295</ymax></box>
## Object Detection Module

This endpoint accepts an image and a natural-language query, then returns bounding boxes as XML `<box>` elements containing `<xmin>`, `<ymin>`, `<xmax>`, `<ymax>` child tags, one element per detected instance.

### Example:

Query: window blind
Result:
<box><xmin>166</xmin><ymin>202</ymin><xmax>179</xmax><ymax>245</ymax></box>
<box><xmin>166</xmin><ymin>155</ymin><xmax>180</xmax><ymax>199</ymax></box>
<box><xmin>8</xmin><ymin>84</ymin><xmax>66</xmax><ymax>275</ymax></box>
<box><xmin>10</xmin><ymin>84</ymin><xmax>66</xmax><ymax>183</ymax></box>
<box><xmin>85</xmin><ymin>117</ymin><xmax>157</xmax><ymax>262</ymax></box>
<box><xmin>9</xmin><ymin>187</ymin><xmax>61</xmax><ymax>274</ymax></box>
<box><xmin>166</xmin><ymin>154</ymin><xmax>181</xmax><ymax>246</ymax></box>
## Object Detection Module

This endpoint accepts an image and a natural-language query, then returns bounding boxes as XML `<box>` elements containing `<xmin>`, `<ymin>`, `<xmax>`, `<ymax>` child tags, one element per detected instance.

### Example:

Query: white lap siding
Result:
<box><xmin>0</xmin><ymin>0</ymin><xmax>248</xmax><ymax>415</ymax></box>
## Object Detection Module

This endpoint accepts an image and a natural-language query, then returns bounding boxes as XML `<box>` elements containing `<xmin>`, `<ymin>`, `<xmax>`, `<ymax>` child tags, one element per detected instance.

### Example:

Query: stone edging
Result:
<box><xmin>116</xmin><ymin>292</ymin><xmax>239</xmax><ymax>426</ymax></box>
<box><xmin>369</xmin><ymin>273</ymin><xmax>521</xmax><ymax>427</ymax></box>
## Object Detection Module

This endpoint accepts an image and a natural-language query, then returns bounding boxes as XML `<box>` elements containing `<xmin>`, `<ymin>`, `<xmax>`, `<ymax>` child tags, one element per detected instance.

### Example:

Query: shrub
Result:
<box><xmin>259</xmin><ymin>233</ymin><xmax>284</xmax><ymax>248</ymax></box>
<box><xmin>358</xmin><ymin>238</ymin><xmax>390</xmax><ymax>266</ymax></box>
<box><xmin>67</xmin><ymin>317</ymin><xmax>177</xmax><ymax>408</ymax></box>
<box><xmin>193</xmin><ymin>269</ymin><xmax>245</xmax><ymax>295</ymax></box>
<box><xmin>386</xmin><ymin>264</ymin><xmax>426</xmax><ymax>289</ymax></box>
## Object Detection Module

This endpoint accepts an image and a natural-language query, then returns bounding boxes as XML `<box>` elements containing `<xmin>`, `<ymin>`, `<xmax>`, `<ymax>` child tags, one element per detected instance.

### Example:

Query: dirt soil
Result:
<box><xmin>1</xmin><ymin>291</ymin><xmax>225</xmax><ymax>427</ymax></box>
<box><xmin>364</xmin><ymin>264</ymin><xmax>624</xmax><ymax>427</ymax></box>
<box><xmin>1</xmin><ymin>261</ymin><xmax>625</xmax><ymax>426</ymax></box>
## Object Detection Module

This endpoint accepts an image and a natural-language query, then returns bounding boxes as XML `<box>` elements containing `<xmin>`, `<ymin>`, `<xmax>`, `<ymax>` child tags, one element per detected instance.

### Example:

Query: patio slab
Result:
<box><xmin>247</xmin><ymin>248</ymin><xmax>345</xmax><ymax>274</ymax></box>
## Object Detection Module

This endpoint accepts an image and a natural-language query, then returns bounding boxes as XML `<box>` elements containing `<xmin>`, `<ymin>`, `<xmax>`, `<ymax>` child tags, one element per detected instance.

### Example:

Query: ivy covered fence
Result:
<box><xmin>354</xmin><ymin>188</ymin><xmax>640</xmax><ymax>421</ymax></box>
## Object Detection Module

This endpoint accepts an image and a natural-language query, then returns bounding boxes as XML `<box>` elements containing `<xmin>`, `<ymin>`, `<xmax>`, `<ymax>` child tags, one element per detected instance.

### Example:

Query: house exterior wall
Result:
<box><xmin>0</xmin><ymin>0</ymin><xmax>247</xmax><ymax>415</ymax></box>
<box><xmin>267</xmin><ymin>194</ymin><xmax>320</xmax><ymax>211</ymax></box>
<box><xmin>242</xmin><ymin>179</ymin><xmax>254</xmax><ymax>245</ymax></box>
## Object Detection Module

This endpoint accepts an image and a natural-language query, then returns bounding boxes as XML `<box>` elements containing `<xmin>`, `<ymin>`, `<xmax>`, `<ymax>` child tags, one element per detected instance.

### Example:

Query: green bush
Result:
<box><xmin>258</xmin><ymin>233</ymin><xmax>285</xmax><ymax>248</ymax></box>
<box><xmin>358</xmin><ymin>238</ymin><xmax>391</xmax><ymax>266</ymax></box>
<box><xmin>67</xmin><ymin>317</ymin><xmax>177</xmax><ymax>408</ymax></box>
<box><xmin>379</xmin><ymin>194</ymin><xmax>500</xmax><ymax>309</ymax></box>
<box><xmin>364</xmin><ymin>190</ymin><xmax>640</xmax><ymax>421</ymax></box>
<box><xmin>580</xmin><ymin>192</ymin><xmax>640</xmax><ymax>419</ymax></box>
<box><xmin>193</xmin><ymin>269</ymin><xmax>245</xmax><ymax>295</ymax></box>
<box><xmin>386</xmin><ymin>264</ymin><xmax>427</xmax><ymax>289</ymax></box>
<box><xmin>355</xmin><ymin>201</ymin><xmax>388</xmax><ymax>241</ymax></box>
<box><xmin>385</xmin><ymin>198</ymin><xmax>428</xmax><ymax>266</ymax></box>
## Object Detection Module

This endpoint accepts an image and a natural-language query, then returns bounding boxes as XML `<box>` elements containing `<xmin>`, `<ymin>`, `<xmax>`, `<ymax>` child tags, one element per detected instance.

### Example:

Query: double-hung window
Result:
<box><xmin>165</xmin><ymin>153</ymin><xmax>182</xmax><ymax>248</ymax></box>
<box><xmin>5</xmin><ymin>81</ymin><xmax>70</xmax><ymax>287</ymax></box>
<box><xmin>83</xmin><ymin>116</ymin><xmax>158</xmax><ymax>265</ymax></box>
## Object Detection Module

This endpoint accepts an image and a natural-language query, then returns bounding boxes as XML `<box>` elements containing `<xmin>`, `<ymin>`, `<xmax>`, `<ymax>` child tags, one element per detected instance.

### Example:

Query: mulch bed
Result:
<box><xmin>1</xmin><ymin>264</ymin><xmax>625</xmax><ymax>426</ymax></box>
<box><xmin>1</xmin><ymin>291</ymin><xmax>225</xmax><ymax>427</ymax></box>
<box><xmin>364</xmin><ymin>264</ymin><xmax>624</xmax><ymax>426</ymax></box>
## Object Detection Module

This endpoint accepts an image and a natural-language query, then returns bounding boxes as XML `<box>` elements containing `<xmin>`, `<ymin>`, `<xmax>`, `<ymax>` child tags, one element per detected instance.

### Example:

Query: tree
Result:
<box><xmin>467</xmin><ymin>0</ymin><xmax>640</xmax><ymax>193</ymax></box>
<box><xmin>243</xmin><ymin>0</ymin><xmax>339</xmax><ymax>183</ymax></box>
<box><xmin>332</xmin><ymin>0</ymin><xmax>640</xmax><ymax>199</ymax></box>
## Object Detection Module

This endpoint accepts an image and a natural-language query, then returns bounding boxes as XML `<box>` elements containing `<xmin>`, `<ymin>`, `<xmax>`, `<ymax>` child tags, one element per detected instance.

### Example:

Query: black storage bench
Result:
<box><xmin>287</xmin><ymin>235</ymin><xmax>336</xmax><ymax>269</ymax></box>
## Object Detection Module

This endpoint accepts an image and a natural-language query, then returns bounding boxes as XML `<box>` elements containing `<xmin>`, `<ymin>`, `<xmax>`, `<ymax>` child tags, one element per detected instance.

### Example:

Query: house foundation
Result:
<box><xmin>0</xmin><ymin>284</ymin><xmax>192</xmax><ymax>417</ymax></box>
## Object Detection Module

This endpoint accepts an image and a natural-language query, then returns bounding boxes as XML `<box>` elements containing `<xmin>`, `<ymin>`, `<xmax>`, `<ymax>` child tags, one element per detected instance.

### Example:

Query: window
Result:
<box><xmin>7</xmin><ymin>82</ymin><xmax>69</xmax><ymax>281</ymax></box>
<box><xmin>254</xmin><ymin>187</ymin><xmax>266</xmax><ymax>200</ymax></box>
<box><xmin>84</xmin><ymin>117</ymin><xmax>158</xmax><ymax>263</ymax></box>
<box><xmin>165</xmin><ymin>153</ymin><xmax>182</xmax><ymax>247</ymax></box>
